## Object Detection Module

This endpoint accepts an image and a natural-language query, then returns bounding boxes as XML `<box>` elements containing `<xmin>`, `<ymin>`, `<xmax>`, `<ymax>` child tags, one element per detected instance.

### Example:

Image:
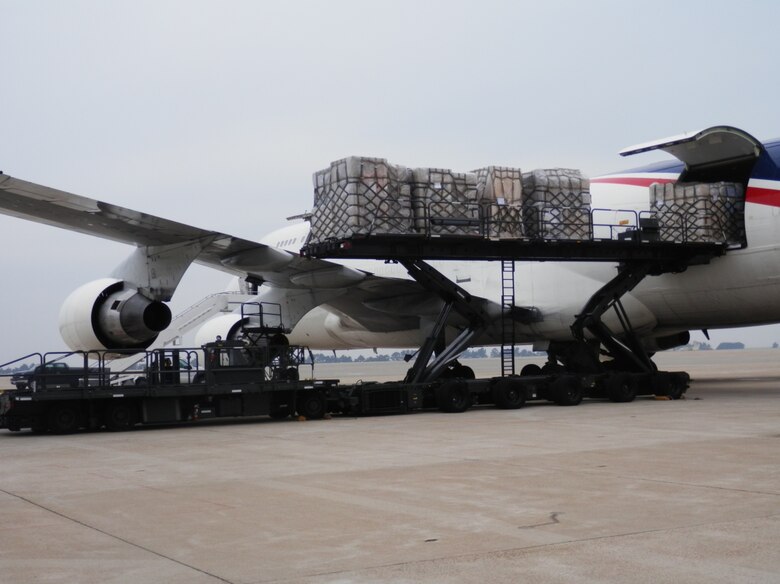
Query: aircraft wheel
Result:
<box><xmin>607</xmin><ymin>373</ymin><xmax>637</xmax><ymax>403</ymax></box>
<box><xmin>436</xmin><ymin>380</ymin><xmax>471</xmax><ymax>413</ymax></box>
<box><xmin>520</xmin><ymin>363</ymin><xmax>542</xmax><ymax>376</ymax></box>
<box><xmin>297</xmin><ymin>391</ymin><xmax>326</xmax><ymax>420</ymax></box>
<box><xmin>492</xmin><ymin>378</ymin><xmax>526</xmax><ymax>409</ymax></box>
<box><xmin>551</xmin><ymin>375</ymin><xmax>583</xmax><ymax>406</ymax></box>
<box><xmin>47</xmin><ymin>405</ymin><xmax>80</xmax><ymax>434</ymax></box>
<box><xmin>104</xmin><ymin>402</ymin><xmax>137</xmax><ymax>431</ymax></box>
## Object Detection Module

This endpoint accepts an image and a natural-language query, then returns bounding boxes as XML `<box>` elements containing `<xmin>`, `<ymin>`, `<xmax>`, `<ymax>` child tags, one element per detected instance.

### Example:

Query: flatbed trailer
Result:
<box><xmin>0</xmin><ymin>350</ymin><xmax>690</xmax><ymax>434</ymax></box>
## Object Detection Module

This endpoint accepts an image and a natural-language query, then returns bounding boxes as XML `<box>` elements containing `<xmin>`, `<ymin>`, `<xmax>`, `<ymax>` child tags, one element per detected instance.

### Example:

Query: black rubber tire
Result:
<box><xmin>47</xmin><ymin>405</ymin><xmax>80</xmax><ymax>434</ymax></box>
<box><xmin>30</xmin><ymin>416</ymin><xmax>48</xmax><ymax>434</ymax></box>
<box><xmin>551</xmin><ymin>375</ymin><xmax>583</xmax><ymax>406</ymax></box>
<box><xmin>607</xmin><ymin>373</ymin><xmax>637</xmax><ymax>403</ymax></box>
<box><xmin>492</xmin><ymin>378</ymin><xmax>526</xmax><ymax>409</ymax></box>
<box><xmin>268</xmin><ymin>400</ymin><xmax>293</xmax><ymax>419</ymax></box>
<box><xmin>134</xmin><ymin>376</ymin><xmax>148</xmax><ymax>387</ymax></box>
<box><xmin>455</xmin><ymin>365</ymin><xmax>476</xmax><ymax>380</ymax></box>
<box><xmin>297</xmin><ymin>391</ymin><xmax>326</xmax><ymax>420</ymax></box>
<box><xmin>667</xmin><ymin>372</ymin><xmax>689</xmax><ymax>400</ymax></box>
<box><xmin>104</xmin><ymin>402</ymin><xmax>137</xmax><ymax>431</ymax></box>
<box><xmin>520</xmin><ymin>363</ymin><xmax>542</xmax><ymax>377</ymax></box>
<box><xmin>650</xmin><ymin>372</ymin><xmax>672</xmax><ymax>397</ymax></box>
<box><xmin>285</xmin><ymin>368</ymin><xmax>299</xmax><ymax>381</ymax></box>
<box><xmin>436</xmin><ymin>380</ymin><xmax>471</xmax><ymax>413</ymax></box>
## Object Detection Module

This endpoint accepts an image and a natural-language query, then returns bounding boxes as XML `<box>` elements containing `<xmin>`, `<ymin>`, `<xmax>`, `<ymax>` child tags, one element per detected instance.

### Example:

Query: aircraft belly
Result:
<box><xmin>634</xmin><ymin>251</ymin><xmax>780</xmax><ymax>328</ymax></box>
<box><xmin>515</xmin><ymin>262</ymin><xmax>657</xmax><ymax>341</ymax></box>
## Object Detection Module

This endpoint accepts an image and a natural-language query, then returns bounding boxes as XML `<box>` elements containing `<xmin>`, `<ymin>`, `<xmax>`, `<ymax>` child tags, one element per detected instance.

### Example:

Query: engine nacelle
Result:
<box><xmin>193</xmin><ymin>313</ymin><xmax>247</xmax><ymax>348</ymax></box>
<box><xmin>641</xmin><ymin>331</ymin><xmax>691</xmax><ymax>353</ymax></box>
<box><xmin>59</xmin><ymin>278</ymin><xmax>172</xmax><ymax>351</ymax></box>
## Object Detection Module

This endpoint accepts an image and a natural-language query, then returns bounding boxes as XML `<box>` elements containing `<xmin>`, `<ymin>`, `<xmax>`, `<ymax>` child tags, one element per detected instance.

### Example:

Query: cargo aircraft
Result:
<box><xmin>0</xmin><ymin>125</ymin><xmax>778</xmax><ymax>382</ymax></box>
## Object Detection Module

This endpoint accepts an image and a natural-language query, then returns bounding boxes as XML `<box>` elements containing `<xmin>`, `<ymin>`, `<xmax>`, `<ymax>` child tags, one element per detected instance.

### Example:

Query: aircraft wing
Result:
<box><xmin>0</xmin><ymin>172</ymin><xmax>349</xmax><ymax>282</ymax></box>
<box><xmin>0</xmin><ymin>172</ymin><xmax>442</xmax><ymax>331</ymax></box>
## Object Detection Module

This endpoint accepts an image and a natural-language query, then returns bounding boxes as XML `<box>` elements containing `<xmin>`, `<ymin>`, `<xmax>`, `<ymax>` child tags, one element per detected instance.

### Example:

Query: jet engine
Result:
<box><xmin>193</xmin><ymin>313</ymin><xmax>247</xmax><ymax>347</ymax></box>
<box><xmin>641</xmin><ymin>331</ymin><xmax>691</xmax><ymax>352</ymax></box>
<box><xmin>59</xmin><ymin>278</ymin><xmax>172</xmax><ymax>352</ymax></box>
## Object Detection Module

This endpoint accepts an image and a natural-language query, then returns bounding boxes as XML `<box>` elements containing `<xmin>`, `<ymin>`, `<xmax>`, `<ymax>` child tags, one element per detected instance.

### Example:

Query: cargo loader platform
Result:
<box><xmin>302</xmin><ymin>232</ymin><xmax>727</xmax><ymax>266</ymax></box>
<box><xmin>301</xmin><ymin>215</ymin><xmax>730</xmax><ymax>406</ymax></box>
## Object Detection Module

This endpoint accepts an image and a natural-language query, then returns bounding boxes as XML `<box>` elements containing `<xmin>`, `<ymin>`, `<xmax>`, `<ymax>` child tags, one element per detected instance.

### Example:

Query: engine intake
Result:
<box><xmin>59</xmin><ymin>278</ymin><xmax>172</xmax><ymax>352</ymax></box>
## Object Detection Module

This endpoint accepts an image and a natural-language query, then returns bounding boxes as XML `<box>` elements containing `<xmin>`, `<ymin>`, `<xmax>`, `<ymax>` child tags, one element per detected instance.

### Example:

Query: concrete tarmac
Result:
<box><xmin>1</xmin><ymin>350</ymin><xmax>779</xmax><ymax>583</ymax></box>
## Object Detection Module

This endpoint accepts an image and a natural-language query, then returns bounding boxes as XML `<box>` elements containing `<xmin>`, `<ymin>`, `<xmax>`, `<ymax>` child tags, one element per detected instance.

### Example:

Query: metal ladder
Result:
<box><xmin>500</xmin><ymin>260</ymin><xmax>516</xmax><ymax>376</ymax></box>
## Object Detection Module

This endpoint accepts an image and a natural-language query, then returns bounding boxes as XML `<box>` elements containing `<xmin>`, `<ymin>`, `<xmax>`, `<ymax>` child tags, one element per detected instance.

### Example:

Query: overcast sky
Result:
<box><xmin>1</xmin><ymin>0</ymin><xmax>779</xmax><ymax>358</ymax></box>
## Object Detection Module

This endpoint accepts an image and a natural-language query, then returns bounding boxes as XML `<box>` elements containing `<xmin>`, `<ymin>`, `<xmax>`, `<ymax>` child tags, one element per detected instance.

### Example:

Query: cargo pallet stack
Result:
<box><xmin>649</xmin><ymin>182</ymin><xmax>745</xmax><ymax>246</ymax></box>
<box><xmin>308</xmin><ymin>157</ymin><xmax>595</xmax><ymax>244</ymax></box>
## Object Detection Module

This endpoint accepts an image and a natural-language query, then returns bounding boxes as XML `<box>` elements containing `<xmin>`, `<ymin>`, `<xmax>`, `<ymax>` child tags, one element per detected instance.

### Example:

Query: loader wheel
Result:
<box><xmin>297</xmin><ymin>391</ymin><xmax>326</xmax><ymax>420</ymax></box>
<box><xmin>551</xmin><ymin>375</ymin><xmax>583</xmax><ymax>406</ymax></box>
<box><xmin>105</xmin><ymin>402</ymin><xmax>137</xmax><ymax>431</ymax></box>
<box><xmin>492</xmin><ymin>378</ymin><xmax>526</xmax><ymax>409</ymax></box>
<box><xmin>667</xmin><ymin>372</ymin><xmax>689</xmax><ymax>400</ymax></box>
<box><xmin>607</xmin><ymin>373</ymin><xmax>637</xmax><ymax>403</ymax></box>
<box><xmin>436</xmin><ymin>380</ymin><xmax>471</xmax><ymax>413</ymax></box>
<box><xmin>47</xmin><ymin>405</ymin><xmax>80</xmax><ymax>434</ymax></box>
<box><xmin>269</xmin><ymin>400</ymin><xmax>293</xmax><ymax>419</ymax></box>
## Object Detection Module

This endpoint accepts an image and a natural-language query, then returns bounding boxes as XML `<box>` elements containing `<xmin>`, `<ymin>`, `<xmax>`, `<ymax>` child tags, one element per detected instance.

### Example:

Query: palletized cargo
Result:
<box><xmin>310</xmin><ymin>157</ymin><xmax>414</xmax><ymax>243</ymax></box>
<box><xmin>484</xmin><ymin>204</ymin><xmax>525</xmax><ymax>239</ymax></box>
<box><xmin>474</xmin><ymin>166</ymin><xmax>524</xmax><ymax>205</ymax></box>
<box><xmin>520</xmin><ymin>169</ymin><xmax>592</xmax><ymax>239</ymax></box>
<box><xmin>522</xmin><ymin>168</ymin><xmax>592</xmax><ymax>207</ymax></box>
<box><xmin>412</xmin><ymin>168</ymin><xmax>480</xmax><ymax>236</ymax></box>
<box><xmin>649</xmin><ymin>182</ymin><xmax>745</xmax><ymax>245</ymax></box>
<box><xmin>523</xmin><ymin>204</ymin><xmax>591</xmax><ymax>240</ymax></box>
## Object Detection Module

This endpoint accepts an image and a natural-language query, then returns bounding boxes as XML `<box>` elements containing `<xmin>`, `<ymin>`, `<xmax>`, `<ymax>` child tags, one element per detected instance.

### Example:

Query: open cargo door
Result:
<box><xmin>619</xmin><ymin>125</ymin><xmax>764</xmax><ymax>184</ymax></box>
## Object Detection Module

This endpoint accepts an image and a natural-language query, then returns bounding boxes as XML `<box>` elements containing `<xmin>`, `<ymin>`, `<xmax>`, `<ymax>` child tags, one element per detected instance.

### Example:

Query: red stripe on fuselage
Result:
<box><xmin>590</xmin><ymin>176</ymin><xmax>676</xmax><ymax>187</ymax></box>
<box><xmin>746</xmin><ymin>186</ymin><xmax>780</xmax><ymax>207</ymax></box>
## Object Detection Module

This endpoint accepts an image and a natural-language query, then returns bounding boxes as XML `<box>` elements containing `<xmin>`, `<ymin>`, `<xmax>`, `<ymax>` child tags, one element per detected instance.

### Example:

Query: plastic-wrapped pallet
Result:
<box><xmin>474</xmin><ymin>166</ymin><xmax>524</xmax><ymax>205</ymax></box>
<box><xmin>310</xmin><ymin>156</ymin><xmax>414</xmax><ymax>243</ymax></box>
<box><xmin>649</xmin><ymin>182</ymin><xmax>745</xmax><ymax>244</ymax></box>
<box><xmin>523</xmin><ymin>204</ymin><xmax>592</xmax><ymax>240</ymax></box>
<box><xmin>485</xmin><ymin>204</ymin><xmax>525</xmax><ymax>239</ymax></box>
<box><xmin>521</xmin><ymin>169</ymin><xmax>592</xmax><ymax>240</ymax></box>
<box><xmin>522</xmin><ymin>168</ymin><xmax>592</xmax><ymax>207</ymax></box>
<box><xmin>411</xmin><ymin>167</ymin><xmax>480</xmax><ymax>236</ymax></box>
<box><xmin>473</xmin><ymin>166</ymin><xmax>525</xmax><ymax>238</ymax></box>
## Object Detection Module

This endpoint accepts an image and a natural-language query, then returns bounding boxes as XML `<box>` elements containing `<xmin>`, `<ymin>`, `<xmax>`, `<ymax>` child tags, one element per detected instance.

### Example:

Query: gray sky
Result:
<box><xmin>1</xmin><ymin>0</ymin><xmax>779</xmax><ymax>358</ymax></box>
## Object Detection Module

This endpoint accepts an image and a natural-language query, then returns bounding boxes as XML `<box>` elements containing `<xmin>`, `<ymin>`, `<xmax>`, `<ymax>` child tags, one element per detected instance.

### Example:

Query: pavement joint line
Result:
<box><xmin>255</xmin><ymin>512</ymin><xmax>780</xmax><ymax>584</ymax></box>
<box><xmin>0</xmin><ymin>487</ymin><xmax>235</xmax><ymax>584</ymax></box>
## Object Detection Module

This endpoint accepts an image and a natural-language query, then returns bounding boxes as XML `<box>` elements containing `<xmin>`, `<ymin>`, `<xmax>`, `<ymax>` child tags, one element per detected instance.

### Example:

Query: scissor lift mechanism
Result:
<box><xmin>303</xmin><ymin>234</ymin><xmax>726</xmax><ymax>383</ymax></box>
